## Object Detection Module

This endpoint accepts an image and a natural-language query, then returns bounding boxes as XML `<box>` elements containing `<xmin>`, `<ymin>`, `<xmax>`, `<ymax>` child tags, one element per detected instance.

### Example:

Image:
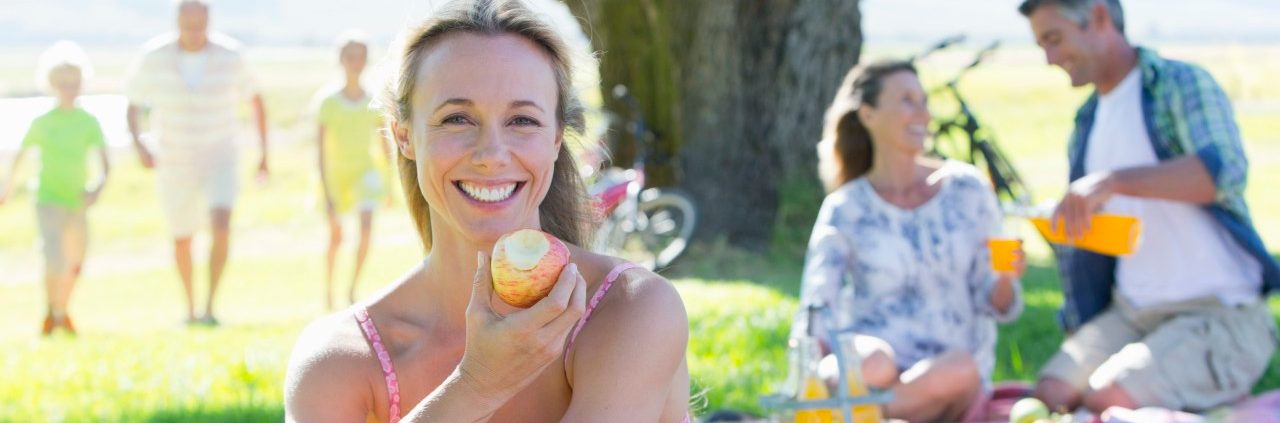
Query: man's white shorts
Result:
<box><xmin>156</xmin><ymin>143</ymin><xmax>239</xmax><ymax>238</ymax></box>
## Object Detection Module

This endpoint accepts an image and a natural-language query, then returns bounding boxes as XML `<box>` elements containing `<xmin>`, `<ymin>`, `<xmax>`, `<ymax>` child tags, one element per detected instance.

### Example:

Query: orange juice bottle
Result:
<box><xmin>795</xmin><ymin>376</ymin><xmax>835</xmax><ymax>423</ymax></box>
<box><xmin>836</xmin><ymin>333</ymin><xmax>883</xmax><ymax>423</ymax></box>
<box><xmin>844</xmin><ymin>375</ymin><xmax>882</xmax><ymax>423</ymax></box>
<box><xmin>1029</xmin><ymin>213</ymin><xmax>1142</xmax><ymax>256</ymax></box>
<box><xmin>788</xmin><ymin>306</ymin><xmax>837</xmax><ymax>423</ymax></box>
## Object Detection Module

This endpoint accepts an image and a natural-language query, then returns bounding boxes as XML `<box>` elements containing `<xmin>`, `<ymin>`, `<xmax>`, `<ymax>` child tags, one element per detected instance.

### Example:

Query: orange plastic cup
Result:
<box><xmin>987</xmin><ymin>238</ymin><xmax>1023</xmax><ymax>272</ymax></box>
<box><xmin>1030</xmin><ymin>214</ymin><xmax>1142</xmax><ymax>256</ymax></box>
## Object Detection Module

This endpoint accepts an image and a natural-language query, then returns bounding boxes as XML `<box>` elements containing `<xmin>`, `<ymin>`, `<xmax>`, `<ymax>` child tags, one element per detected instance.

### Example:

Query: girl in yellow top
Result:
<box><xmin>0</xmin><ymin>41</ymin><xmax>110</xmax><ymax>336</ymax></box>
<box><xmin>316</xmin><ymin>32</ymin><xmax>393</xmax><ymax>310</ymax></box>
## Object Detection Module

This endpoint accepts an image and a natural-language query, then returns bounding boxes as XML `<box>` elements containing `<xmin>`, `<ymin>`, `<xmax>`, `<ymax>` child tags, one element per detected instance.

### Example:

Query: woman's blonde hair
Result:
<box><xmin>382</xmin><ymin>0</ymin><xmax>590</xmax><ymax>251</ymax></box>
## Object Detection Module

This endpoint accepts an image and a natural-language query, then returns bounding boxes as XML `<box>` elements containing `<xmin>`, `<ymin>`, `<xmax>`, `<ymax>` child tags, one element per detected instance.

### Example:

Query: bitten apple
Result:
<box><xmin>1009</xmin><ymin>397</ymin><xmax>1050</xmax><ymax>423</ymax></box>
<box><xmin>491</xmin><ymin>229</ymin><xmax>571</xmax><ymax>308</ymax></box>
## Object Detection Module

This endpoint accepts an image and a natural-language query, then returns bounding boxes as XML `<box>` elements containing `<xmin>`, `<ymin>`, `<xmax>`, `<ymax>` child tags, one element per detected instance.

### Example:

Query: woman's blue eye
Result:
<box><xmin>442</xmin><ymin>115</ymin><xmax>470</xmax><ymax>125</ymax></box>
<box><xmin>511</xmin><ymin>116</ymin><xmax>540</xmax><ymax>126</ymax></box>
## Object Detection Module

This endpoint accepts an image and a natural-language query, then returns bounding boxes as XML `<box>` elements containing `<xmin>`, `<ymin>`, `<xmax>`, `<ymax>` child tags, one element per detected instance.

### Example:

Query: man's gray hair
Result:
<box><xmin>173</xmin><ymin>0</ymin><xmax>211</xmax><ymax>10</ymax></box>
<box><xmin>1019</xmin><ymin>0</ymin><xmax>1125</xmax><ymax>35</ymax></box>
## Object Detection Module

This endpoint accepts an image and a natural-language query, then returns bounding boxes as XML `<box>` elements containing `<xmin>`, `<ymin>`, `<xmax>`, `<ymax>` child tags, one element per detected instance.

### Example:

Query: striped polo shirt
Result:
<box><xmin>124</xmin><ymin>32</ymin><xmax>257</xmax><ymax>161</ymax></box>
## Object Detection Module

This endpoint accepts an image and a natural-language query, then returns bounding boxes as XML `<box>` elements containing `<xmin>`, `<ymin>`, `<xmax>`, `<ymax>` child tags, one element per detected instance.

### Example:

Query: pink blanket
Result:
<box><xmin>963</xmin><ymin>384</ymin><xmax>1280</xmax><ymax>423</ymax></box>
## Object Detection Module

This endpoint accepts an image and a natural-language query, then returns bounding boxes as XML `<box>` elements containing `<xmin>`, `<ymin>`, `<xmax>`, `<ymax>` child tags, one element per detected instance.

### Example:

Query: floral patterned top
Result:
<box><xmin>791</xmin><ymin>161</ymin><xmax>1023</xmax><ymax>384</ymax></box>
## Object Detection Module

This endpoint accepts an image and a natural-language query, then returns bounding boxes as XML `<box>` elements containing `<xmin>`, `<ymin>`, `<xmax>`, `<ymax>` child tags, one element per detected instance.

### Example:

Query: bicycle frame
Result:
<box><xmin>923</xmin><ymin>39</ymin><xmax>1034</xmax><ymax>208</ymax></box>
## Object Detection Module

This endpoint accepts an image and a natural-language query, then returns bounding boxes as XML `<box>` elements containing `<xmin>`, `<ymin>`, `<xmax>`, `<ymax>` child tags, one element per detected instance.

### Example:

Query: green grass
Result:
<box><xmin>2</xmin><ymin>44</ymin><xmax>1280</xmax><ymax>421</ymax></box>
<box><xmin>0</xmin><ymin>217</ymin><xmax>423</xmax><ymax>421</ymax></box>
<box><xmin>1</xmin><ymin>325</ymin><xmax>289</xmax><ymax>422</ymax></box>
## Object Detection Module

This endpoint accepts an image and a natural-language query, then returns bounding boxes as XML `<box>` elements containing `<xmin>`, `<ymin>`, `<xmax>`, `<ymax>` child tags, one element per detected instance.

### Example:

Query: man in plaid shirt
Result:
<box><xmin>1019</xmin><ymin>0</ymin><xmax>1280</xmax><ymax>415</ymax></box>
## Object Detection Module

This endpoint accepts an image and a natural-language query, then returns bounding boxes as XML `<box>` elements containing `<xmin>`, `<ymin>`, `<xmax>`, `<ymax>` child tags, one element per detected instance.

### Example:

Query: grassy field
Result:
<box><xmin>1</xmin><ymin>43</ymin><xmax>1278</xmax><ymax>421</ymax></box>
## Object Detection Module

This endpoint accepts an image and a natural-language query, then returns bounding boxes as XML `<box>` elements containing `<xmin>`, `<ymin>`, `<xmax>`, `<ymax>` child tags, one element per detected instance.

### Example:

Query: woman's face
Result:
<box><xmin>860</xmin><ymin>71</ymin><xmax>931</xmax><ymax>156</ymax></box>
<box><xmin>399</xmin><ymin>32</ymin><xmax>562</xmax><ymax>245</ymax></box>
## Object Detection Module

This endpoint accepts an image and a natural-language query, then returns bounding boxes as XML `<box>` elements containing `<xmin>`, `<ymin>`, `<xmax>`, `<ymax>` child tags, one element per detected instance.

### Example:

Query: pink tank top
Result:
<box><xmin>356</xmin><ymin>262</ymin><xmax>687</xmax><ymax>423</ymax></box>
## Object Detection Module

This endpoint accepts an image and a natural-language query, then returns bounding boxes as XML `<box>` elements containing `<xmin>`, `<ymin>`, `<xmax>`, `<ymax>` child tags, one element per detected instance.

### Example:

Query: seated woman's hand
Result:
<box><xmin>456</xmin><ymin>252</ymin><xmax>587</xmax><ymax>406</ymax></box>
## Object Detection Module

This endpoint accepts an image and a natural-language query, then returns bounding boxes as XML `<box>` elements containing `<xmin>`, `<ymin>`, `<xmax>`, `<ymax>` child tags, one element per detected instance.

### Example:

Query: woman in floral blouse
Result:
<box><xmin>792</xmin><ymin>60</ymin><xmax>1026</xmax><ymax>422</ymax></box>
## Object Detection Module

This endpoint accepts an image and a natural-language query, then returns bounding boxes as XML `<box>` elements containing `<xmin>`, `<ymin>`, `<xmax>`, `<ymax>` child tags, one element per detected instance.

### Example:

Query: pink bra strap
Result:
<box><xmin>564</xmin><ymin>262</ymin><xmax>641</xmax><ymax>368</ymax></box>
<box><xmin>355</xmin><ymin>307</ymin><xmax>402</xmax><ymax>423</ymax></box>
<box><xmin>558</xmin><ymin>263</ymin><xmax>689</xmax><ymax>423</ymax></box>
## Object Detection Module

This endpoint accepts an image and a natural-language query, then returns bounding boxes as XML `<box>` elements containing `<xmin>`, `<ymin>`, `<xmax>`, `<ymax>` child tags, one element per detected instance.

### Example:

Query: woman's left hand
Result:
<box><xmin>989</xmin><ymin>247</ymin><xmax>1025</xmax><ymax>316</ymax></box>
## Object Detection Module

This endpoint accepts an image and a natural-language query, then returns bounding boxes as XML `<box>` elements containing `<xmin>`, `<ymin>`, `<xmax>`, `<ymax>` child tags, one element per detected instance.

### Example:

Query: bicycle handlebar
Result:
<box><xmin>939</xmin><ymin>41</ymin><xmax>1001</xmax><ymax>90</ymax></box>
<box><xmin>612</xmin><ymin>84</ymin><xmax>640</xmax><ymax>110</ymax></box>
<box><xmin>964</xmin><ymin>41</ymin><xmax>1001</xmax><ymax>71</ymax></box>
<box><xmin>911</xmin><ymin>34</ymin><xmax>966</xmax><ymax>62</ymax></box>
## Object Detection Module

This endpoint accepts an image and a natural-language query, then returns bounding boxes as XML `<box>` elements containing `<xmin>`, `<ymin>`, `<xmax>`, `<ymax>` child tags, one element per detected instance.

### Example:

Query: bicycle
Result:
<box><xmin>586</xmin><ymin>85</ymin><xmax>698</xmax><ymax>271</ymax></box>
<box><xmin>916</xmin><ymin>35</ymin><xmax>1035</xmax><ymax>210</ymax></box>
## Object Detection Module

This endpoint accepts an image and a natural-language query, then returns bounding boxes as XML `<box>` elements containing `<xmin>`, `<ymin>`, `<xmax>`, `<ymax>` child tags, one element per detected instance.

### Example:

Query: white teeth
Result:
<box><xmin>459</xmin><ymin>182</ymin><xmax>517</xmax><ymax>203</ymax></box>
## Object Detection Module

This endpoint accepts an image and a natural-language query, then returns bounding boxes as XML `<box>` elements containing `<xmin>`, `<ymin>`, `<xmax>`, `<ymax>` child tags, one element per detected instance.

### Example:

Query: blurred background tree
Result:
<box><xmin>568</xmin><ymin>0</ymin><xmax>863</xmax><ymax>250</ymax></box>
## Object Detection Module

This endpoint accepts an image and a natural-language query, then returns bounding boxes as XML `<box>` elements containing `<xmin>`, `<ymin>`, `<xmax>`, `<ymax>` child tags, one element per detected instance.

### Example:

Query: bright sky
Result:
<box><xmin>2</xmin><ymin>0</ymin><xmax>1278</xmax><ymax>48</ymax></box>
<box><xmin>3</xmin><ymin>0</ymin><xmax>1277</xmax><ymax>151</ymax></box>
<box><xmin>863</xmin><ymin>0</ymin><xmax>1280</xmax><ymax>45</ymax></box>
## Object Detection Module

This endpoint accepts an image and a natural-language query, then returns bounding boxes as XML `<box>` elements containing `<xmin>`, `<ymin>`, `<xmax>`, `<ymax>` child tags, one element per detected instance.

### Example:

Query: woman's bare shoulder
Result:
<box><xmin>563</xmin><ymin>257</ymin><xmax>689</xmax><ymax>407</ymax></box>
<box><xmin>610</xmin><ymin>265</ymin><xmax>681</xmax><ymax>306</ymax></box>
<box><xmin>284</xmin><ymin>310</ymin><xmax>376</xmax><ymax>419</ymax></box>
<box><xmin>585</xmin><ymin>255</ymin><xmax>688</xmax><ymax>337</ymax></box>
<box><xmin>560</xmin><ymin>246</ymin><xmax>688</xmax><ymax>335</ymax></box>
<box><xmin>288</xmin><ymin>310</ymin><xmax>373</xmax><ymax>367</ymax></box>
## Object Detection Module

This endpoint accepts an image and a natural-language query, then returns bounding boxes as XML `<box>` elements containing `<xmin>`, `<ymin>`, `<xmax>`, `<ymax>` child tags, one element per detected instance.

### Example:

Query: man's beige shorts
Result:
<box><xmin>1040</xmin><ymin>292</ymin><xmax>1277</xmax><ymax>411</ymax></box>
<box><xmin>36</xmin><ymin>203</ymin><xmax>88</xmax><ymax>274</ymax></box>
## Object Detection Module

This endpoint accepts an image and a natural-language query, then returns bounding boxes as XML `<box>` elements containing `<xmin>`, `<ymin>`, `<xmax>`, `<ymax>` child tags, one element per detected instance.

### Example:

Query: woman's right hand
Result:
<box><xmin>456</xmin><ymin>251</ymin><xmax>587</xmax><ymax>407</ymax></box>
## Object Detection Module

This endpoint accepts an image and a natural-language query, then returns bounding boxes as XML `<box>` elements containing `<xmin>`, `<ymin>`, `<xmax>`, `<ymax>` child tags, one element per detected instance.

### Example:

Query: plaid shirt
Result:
<box><xmin>1056</xmin><ymin>47</ymin><xmax>1280</xmax><ymax>331</ymax></box>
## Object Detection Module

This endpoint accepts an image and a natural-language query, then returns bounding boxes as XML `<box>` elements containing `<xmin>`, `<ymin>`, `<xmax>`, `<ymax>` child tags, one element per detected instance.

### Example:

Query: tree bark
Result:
<box><xmin>568</xmin><ymin>0</ymin><xmax>862</xmax><ymax>250</ymax></box>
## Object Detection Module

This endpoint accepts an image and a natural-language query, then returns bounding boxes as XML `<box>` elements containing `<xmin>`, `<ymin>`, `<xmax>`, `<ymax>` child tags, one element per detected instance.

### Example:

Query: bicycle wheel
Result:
<box><xmin>614</xmin><ymin>188</ymin><xmax>697</xmax><ymax>271</ymax></box>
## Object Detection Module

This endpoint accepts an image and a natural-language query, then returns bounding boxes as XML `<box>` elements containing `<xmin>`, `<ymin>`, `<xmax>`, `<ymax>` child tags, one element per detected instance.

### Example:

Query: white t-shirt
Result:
<box><xmin>124</xmin><ymin>33</ymin><xmax>257</xmax><ymax>164</ymax></box>
<box><xmin>1084</xmin><ymin>67</ymin><xmax>1261</xmax><ymax>308</ymax></box>
<box><xmin>177</xmin><ymin>50</ymin><xmax>207</xmax><ymax>90</ymax></box>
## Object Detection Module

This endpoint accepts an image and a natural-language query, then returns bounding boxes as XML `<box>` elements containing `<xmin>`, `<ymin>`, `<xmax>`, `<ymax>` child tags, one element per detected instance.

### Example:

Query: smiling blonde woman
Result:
<box><xmin>284</xmin><ymin>1</ymin><xmax>690</xmax><ymax>422</ymax></box>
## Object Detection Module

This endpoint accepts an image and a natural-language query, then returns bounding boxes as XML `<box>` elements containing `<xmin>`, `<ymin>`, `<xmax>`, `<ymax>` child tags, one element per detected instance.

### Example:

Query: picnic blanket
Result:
<box><xmin>963</xmin><ymin>382</ymin><xmax>1280</xmax><ymax>423</ymax></box>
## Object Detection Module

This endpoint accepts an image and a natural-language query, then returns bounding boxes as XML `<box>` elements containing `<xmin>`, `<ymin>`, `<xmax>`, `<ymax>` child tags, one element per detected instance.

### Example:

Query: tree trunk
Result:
<box><xmin>568</xmin><ymin>0</ymin><xmax>862</xmax><ymax>251</ymax></box>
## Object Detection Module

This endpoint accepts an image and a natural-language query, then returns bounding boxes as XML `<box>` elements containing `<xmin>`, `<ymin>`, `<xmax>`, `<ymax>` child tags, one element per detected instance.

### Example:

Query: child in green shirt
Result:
<box><xmin>315</xmin><ymin>31</ymin><xmax>392</xmax><ymax>310</ymax></box>
<box><xmin>0</xmin><ymin>41</ymin><xmax>110</xmax><ymax>336</ymax></box>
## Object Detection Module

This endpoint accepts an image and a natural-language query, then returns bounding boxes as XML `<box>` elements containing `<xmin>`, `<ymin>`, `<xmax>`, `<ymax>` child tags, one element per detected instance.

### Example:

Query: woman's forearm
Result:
<box><xmin>988</xmin><ymin>275</ymin><xmax>1015</xmax><ymax>314</ymax></box>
